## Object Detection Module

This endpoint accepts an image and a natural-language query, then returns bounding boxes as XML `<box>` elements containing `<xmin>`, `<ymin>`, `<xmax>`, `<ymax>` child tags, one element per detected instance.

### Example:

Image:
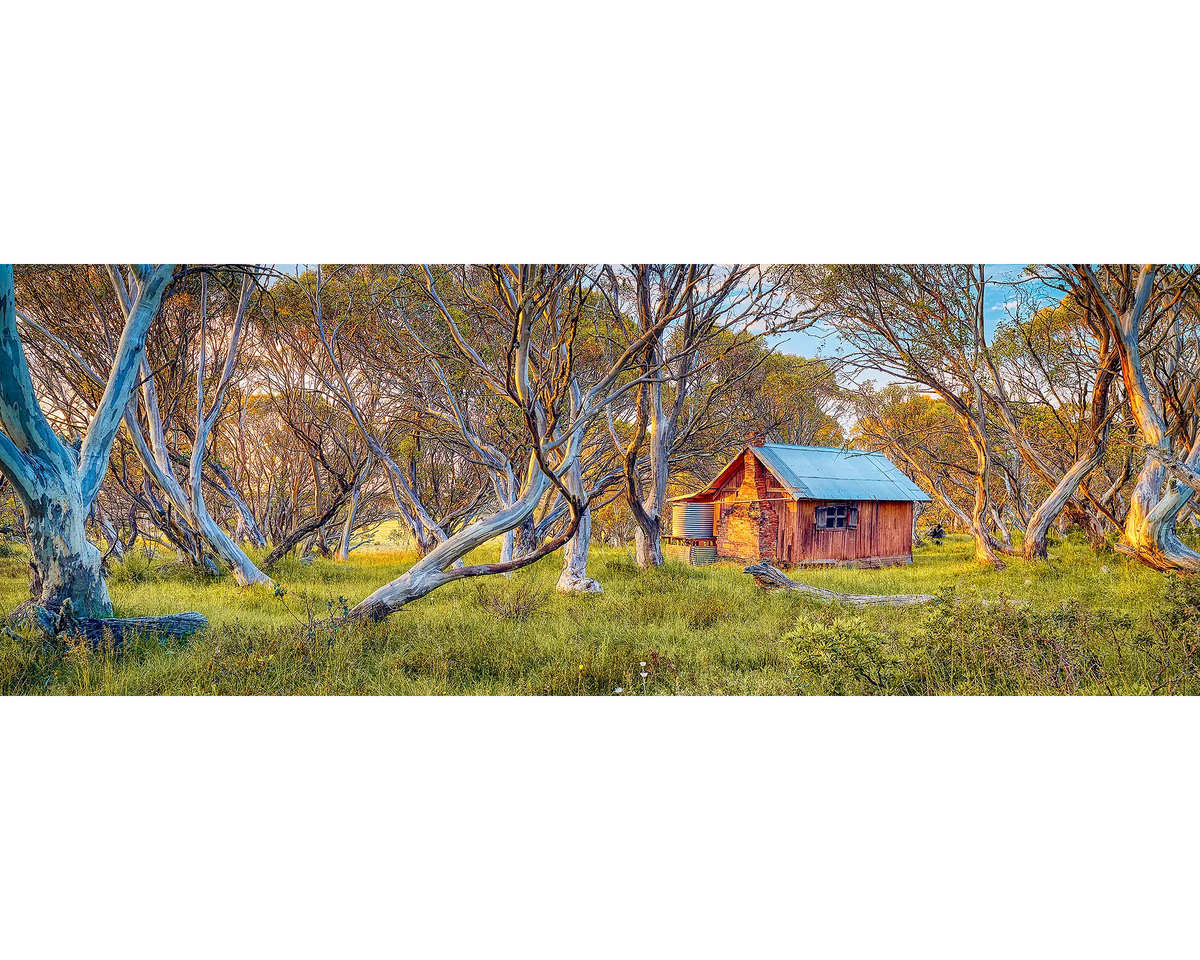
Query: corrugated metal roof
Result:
<box><xmin>751</xmin><ymin>444</ymin><xmax>931</xmax><ymax>502</ymax></box>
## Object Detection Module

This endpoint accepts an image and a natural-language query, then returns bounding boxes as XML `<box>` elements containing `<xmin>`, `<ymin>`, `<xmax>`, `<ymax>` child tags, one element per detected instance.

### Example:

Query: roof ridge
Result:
<box><xmin>756</xmin><ymin>442</ymin><xmax>879</xmax><ymax>454</ymax></box>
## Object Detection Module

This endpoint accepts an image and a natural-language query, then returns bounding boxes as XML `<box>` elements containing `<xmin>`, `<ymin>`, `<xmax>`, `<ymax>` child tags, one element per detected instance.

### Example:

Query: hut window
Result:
<box><xmin>815</xmin><ymin>503</ymin><xmax>858</xmax><ymax>530</ymax></box>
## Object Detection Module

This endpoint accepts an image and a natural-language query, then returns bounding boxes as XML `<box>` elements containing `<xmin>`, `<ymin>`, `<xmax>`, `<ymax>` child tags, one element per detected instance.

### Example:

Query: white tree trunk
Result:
<box><xmin>1104</xmin><ymin>266</ymin><xmax>1200</xmax><ymax>571</ymax></box>
<box><xmin>557</xmin><ymin>454</ymin><xmax>600</xmax><ymax>594</ymax></box>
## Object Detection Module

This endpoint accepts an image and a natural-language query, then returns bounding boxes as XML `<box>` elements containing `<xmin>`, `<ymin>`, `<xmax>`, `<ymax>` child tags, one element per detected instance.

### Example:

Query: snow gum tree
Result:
<box><xmin>0</xmin><ymin>263</ymin><xmax>176</xmax><ymax>619</ymax></box>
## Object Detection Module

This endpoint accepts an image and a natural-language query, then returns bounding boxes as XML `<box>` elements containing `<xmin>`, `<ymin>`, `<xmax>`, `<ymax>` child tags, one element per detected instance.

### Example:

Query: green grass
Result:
<box><xmin>0</xmin><ymin>535</ymin><xmax>1197</xmax><ymax>695</ymax></box>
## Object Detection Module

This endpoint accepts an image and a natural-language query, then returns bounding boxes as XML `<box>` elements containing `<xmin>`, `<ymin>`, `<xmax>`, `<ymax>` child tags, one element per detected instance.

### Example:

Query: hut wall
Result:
<box><xmin>775</xmin><ymin>499</ymin><xmax>914</xmax><ymax>566</ymax></box>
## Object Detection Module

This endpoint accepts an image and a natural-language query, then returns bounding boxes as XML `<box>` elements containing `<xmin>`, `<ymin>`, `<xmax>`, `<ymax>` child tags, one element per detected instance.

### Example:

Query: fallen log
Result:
<box><xmin>70</xmin><ymin>612</ymin><xmax>210</xmax><ymax>647</ymax></box>
<box><xmin>744</xmin><ymin>562</ymin><xmax>936</xmax><ymax>607</ymax></box>
<box><xmin>11</xmin><ymin>601</ymin><xmax>209</xmax><ymax>648</ymax></box>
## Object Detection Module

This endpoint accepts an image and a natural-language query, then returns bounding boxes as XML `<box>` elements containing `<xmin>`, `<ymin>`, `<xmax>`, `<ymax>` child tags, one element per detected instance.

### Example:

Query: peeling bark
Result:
<box><xmin>22</xmin><ymin>485</ymin><xmax>111</xmax><ymax>618</ymax></box>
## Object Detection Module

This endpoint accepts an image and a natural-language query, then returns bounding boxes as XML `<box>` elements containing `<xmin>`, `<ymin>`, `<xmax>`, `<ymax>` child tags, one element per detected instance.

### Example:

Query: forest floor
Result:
<box><xmin>1</xmin><ymin>533</ymin><xmax>1197</xmax><ymax>695</ymax></box>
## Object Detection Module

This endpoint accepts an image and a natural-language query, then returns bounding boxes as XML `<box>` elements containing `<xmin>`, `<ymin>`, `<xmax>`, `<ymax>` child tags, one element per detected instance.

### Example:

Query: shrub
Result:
<box><xmin>686</xmin><ymin>597</ymin><xmax>732</xmax><ymax>630</ymax></box>
<box><xmin>784</xmin><ymin>611</ymin><xmax>914</xmax><ymax>695</ymax></box>
<box><xmin>472</xmin><ymin>578</ymin><xmax>549</xmax><ymax>622</ymax></box>
<box><xmin>918</xmin><ymin>594</ymin><xmax>1107</xmax><ymax>695</ymax></box>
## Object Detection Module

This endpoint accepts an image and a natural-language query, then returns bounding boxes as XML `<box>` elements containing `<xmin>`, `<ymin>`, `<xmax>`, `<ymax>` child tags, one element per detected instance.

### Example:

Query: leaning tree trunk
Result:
<box><xmin>1106</xmin><ymin>267</ymin><xmax>1200</xmax><ymax>572</ymax></box>
<box><xmin>261</xmin><ymin>485</ymin><xmax>356</xmax><ymax>568</ymax></box>
<box><xmin>190</xmin><ymin>485</ymin><xmax>273</xmax><ymax>585</ymax></box>
<box><xmin>208</xmin><ymin>462</ymin><xmax>267</xmax><ymax>548</ymax></box>
<box><xmin>350</xmin><ymin>460</ymin><xmax>558</xmax><ymax>619</ymax></box>
<box><xmin>1023</xmin><ymin>447</ymin><xmax>1107</xmax><ymax>560</ymax></box>
<box><xmin>1061</xmin><ymin>499</ymin><xmax>1109</xmax><ymax>551</ymax></box>
<box><xmin>1124</xmin><ymin>435</ymin><xmax>1200</xmax><ymax>572</ymax></box>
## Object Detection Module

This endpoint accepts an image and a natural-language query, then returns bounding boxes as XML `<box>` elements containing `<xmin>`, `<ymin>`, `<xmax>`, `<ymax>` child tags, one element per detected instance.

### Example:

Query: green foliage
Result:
<box><xmin>785</xmin><ymin>613</ymin><xmax>912</xmax><ymax>694</ymax></box>
<box><xmin>1131</xmin><ymin>575</ymin><xmax>1200</xmax><ymax>694</ymax></box>
<box><xmin>1152</xmin><ymin>574</ymin><xmax>1200</xmax><ymax>634</ymax></box>
<box><xmin>916</xmin><ymin>594</ymin><xmax>1110</xmax><ymax>695</ymax></box>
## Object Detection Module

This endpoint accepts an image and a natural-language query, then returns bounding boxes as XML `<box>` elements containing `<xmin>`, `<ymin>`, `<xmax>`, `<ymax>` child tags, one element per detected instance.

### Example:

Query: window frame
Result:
<box><xmin>815</xmin><ymin>502</ymin><xmax>859</xmax><ymax>531</ymax></box>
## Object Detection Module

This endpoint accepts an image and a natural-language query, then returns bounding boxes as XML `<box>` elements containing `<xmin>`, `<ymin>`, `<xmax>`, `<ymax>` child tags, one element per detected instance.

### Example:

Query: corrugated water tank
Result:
<box><xmin>672</xmin><ymin>502</ymin><xmax>715</xmax><ymax>539</ymax></box>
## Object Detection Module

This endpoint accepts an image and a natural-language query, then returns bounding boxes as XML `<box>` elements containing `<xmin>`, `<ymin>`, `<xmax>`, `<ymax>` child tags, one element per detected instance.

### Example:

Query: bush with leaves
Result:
<box><xmin>783</xmin><ymin>610</ymin><xmax>915</xmax><ymax>695</ymax></box>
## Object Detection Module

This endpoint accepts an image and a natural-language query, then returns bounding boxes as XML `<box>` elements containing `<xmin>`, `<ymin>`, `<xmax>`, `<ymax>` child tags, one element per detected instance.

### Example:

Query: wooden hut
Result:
<box><xmin>669</xmin><ymin>443</ymin><xmax>931</xmax><ymax>568</ymax></box>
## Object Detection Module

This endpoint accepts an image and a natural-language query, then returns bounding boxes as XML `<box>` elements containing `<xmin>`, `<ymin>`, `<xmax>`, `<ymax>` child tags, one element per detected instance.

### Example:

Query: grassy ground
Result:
<box><xmin>0</xmin><ymin>533</ymin><xmax>1197</xmax><ymax>694</ymax></box>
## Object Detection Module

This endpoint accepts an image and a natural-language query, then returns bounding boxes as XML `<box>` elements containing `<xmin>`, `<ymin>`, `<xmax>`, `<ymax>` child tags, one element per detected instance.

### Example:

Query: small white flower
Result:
<box><xmin>1024</xmin><ymin>579</ymin><xmax>1032</xmax><ymax>585</ymax></box>
<box><xmin>614</xmin><ymin>688</ymin><xmax>624</xmax><ymax>694</ymax></box>
<box><xmin>640</xmin><ymin>672</ymin><xmax>648</xmax><ymax>678</ymax></box>
<box><xmin>640</xmin><ymin>661</ymin><xmax>647</xmax><ymax>667</ymax></box>
<box><xmin>1101</xmin><ymin>565</ymin><xmax>1109</xmax><ymax>573</ymax></box>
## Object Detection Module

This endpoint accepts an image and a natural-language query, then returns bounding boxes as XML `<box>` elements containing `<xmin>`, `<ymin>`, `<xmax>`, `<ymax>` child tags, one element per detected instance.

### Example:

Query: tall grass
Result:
<box><xmin>0</xmin><ymin>535</ymin><xmax>1194</xmax><ymax>695</ymax></box>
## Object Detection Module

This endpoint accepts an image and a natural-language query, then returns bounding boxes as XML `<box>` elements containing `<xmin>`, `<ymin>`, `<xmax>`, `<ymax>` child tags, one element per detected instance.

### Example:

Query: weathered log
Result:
<box><xmin>11</xmin><ymin>602</ymin><xmax>208</xmax><ymax>648</ymax></box>
<box><xmin>72</xmin><ymin>612</ymin><xmax>209</xmax><ymax>647</ymax></box>
<box><xmin>743</xmin><ymin>562</ymin><xmax>936</xmax><ymax>607</ymax></box>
